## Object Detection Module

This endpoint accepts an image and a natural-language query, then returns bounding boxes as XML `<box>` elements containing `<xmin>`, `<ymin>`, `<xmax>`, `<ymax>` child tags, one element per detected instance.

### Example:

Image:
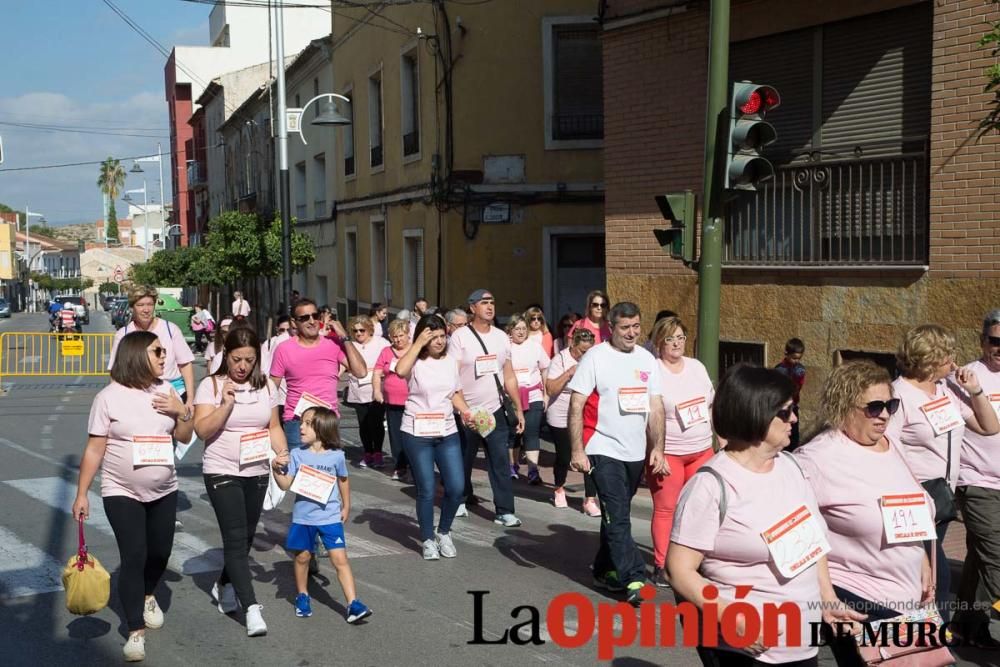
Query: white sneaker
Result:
<box><xmin>123</xmin><ymin>633</ymin><xmax>145</xmax><ymax>662</ymax></box>
<box><xmin>455</xmin><ymin>503</ymin><xmax>468</xmax><ymax>517</ymax></box>
<box><xmin>493</xmin><ymin>513</ymin><xmax>522</xmax><ymax>527</ymax></box>
<box><xmin>245</xmin><ymin>604</ymin><xmax>267</xmax><ymax>637</ymax></box>
<box><xmin>211</xmin><ymin>582</ymin><xmax>239</xmax><ymax>614</ymax></box>
<box><xmin>143</xmin><ymin>596</ymin><xmax>163</xmax><ymax>629</ymax></box>
<box><xmin>422</xmin><ymin>538</ymin><xmax>440</xmax><ymax>560</ymax></box>
<box><xmin>436</xmin><ymin>532</ymin><xmax>457</xmax><ymax>558</ymax></box>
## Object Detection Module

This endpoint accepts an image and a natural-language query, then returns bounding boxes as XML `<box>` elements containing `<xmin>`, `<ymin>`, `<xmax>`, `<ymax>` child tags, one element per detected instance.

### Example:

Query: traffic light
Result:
<box><xmin>653</xmin><ymin>190</ymin><xmax>696</xmax><ymax>265</ymax></box>
<box><xmin>724</xmin><ymin>82</ymin><xmax>780</xmax><ymax>191</ymax></box>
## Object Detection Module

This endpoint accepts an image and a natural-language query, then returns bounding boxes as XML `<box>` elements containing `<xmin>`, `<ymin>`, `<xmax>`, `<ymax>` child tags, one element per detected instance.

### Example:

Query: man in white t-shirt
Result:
<box><xmin>232</xmin><ymin>291</ymin><xmax>250</xmax><ymax>320</ymax></box>
<box><xmin>568</xmin><ymin>301</ymin><xmax>666</xmax><ymax>606</ymax></box>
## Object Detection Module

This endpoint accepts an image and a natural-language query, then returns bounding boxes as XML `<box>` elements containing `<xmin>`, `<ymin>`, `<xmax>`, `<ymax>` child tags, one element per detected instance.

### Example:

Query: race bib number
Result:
<box><xmin>515</xmin><ymin>367</ymin><xmax>531</xmax><ymax>383</ymax></box>
<box><xmin>880</xmin><ymin>493</ymin><xmax>935</xmax><ymax>544</ymax></box>
<box><xmin>677</xmin><ymin>396</ymin><xmax>709</xmax><ymax>430</ymax></box>
<box><xmin>989</xmin><ymin>393</ymin><xmax>1000</xmax><ymax>421</ymax></box>
<box><xmin>293</xmin><ymin>392</ymin><xmax>332</xmax><ymax>418</ymax></box>
<box><xmin>761</xmin><ymin>505</ymin><xmax>831</xmax><ymax>579</ymax></box>
<box><xmin>919</xmin><ymin>396</ymin><xmax>963</xmax><ymax>436</ymax></box>
<box><xmin>290</xmin><ymin>465</ymin><xmax>337</xmax><ymax>504</ymax></box>
<box><xmin>132</xmin><ymin>435</ymin><xmax>174</xmax><ymax>467</ymax></box>
<box><xmin>414</xmin><ymin>413</ymin><xmax>446</xmax><ymax>437</ymax></box>
<box><xmin>618</xmin><ymin>387</ymin><xmax>650</xmax><ymax>414</ymax></box>
<box><xmin>239</xmin><ymin>429</ymin><xmax>271</xmax><ymax>465</ymax></box>
<box><xmin>475</xmin><ymin>355</ymin><xmax>499</xmax><ymax>378</ymax></box>
<box><xmin>389</xmin><ymin>358</ymin><xmax>398</xmax><ymax>374</ymax></box>
<box><xmin>357</xmin><ymin>371</ymin><xmax>373</xmax><ymax>387</ymax></box>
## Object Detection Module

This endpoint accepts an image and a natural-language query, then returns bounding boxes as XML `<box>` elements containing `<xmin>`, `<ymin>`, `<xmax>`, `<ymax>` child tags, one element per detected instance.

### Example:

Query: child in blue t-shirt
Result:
<box><xmin>273</xmin><ymin>407</ymin><xmax>372</xmax><ymax>623</ymax></box>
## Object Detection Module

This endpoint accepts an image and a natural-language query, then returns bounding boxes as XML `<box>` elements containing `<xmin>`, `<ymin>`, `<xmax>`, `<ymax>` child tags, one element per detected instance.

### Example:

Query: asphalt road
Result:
<box><xmin>0</xmin><ymin>311</ymin><xmax>993</xmax><ymax>666</ymax></box>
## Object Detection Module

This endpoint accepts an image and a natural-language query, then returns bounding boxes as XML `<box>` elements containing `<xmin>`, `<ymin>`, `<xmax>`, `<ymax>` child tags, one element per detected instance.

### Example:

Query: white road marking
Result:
<box><xmin>60</xmin><ymin>396</ymin><xmax>70</xmax><ymax>403</ymax></box>
<box><xmin>19</xmin><ymin>355</ymin><xmax>41</xmax><ymax>365</ymax></box>
<box><xmin>0</xmin><ymin>525</ymin><xmax>65</xmax><ymax>600</ymax></box>
<box><xmin>54</xmin><ymin>405</ymin><xmax>64</xmax><ymax>412</ymax></box>
<box><xmin>40</xmin><ymin>439</ymin><xmax>53</xmax><ymax>450</ymax></box>
<box><xmin>41</xmin><ymin>425</ymin><xmax>53</xmax><ymax>435</ymax></box>
<box><xmin>4</xmin><ymin>477</ymin><xmax>222</xmax><ymax>576</ymax></box>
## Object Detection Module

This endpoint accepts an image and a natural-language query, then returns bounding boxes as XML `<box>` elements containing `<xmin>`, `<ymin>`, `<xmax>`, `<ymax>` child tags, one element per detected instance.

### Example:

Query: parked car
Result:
<box><xmin>0</xmin><ymin>298</ymin><xmax>10</xmax><ymax>318</ymax></box>
<box><xmin>54</xmin><ymin>294</ymin><xmax>89</xmax><ymax>325</ymax></box>
<box><xmin>110</xmin><ymin>301</ymin><xmax>130</xmax><ymax>329</ymax></box>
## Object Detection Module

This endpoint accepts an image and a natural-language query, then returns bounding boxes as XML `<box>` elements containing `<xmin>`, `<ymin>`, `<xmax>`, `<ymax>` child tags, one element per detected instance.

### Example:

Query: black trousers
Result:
<box><xmin>103</xmin><ymin>491</ymin><xmax>177</xmax><ymax>631</ymax></box>
<box><xmin>589</xmin><ymin>455</ymin><xmax>645</xmax><ymax>586</ymax></box>
<box><xmin>550</xmin><ymin>425</ymin><xmax>598</xmax><ymax>496</ymax></box>
<box><xmin>349</xmin><ymin>401</ymin><xmax>386</xmax><ymax>455</ymax></box>
<box><xmin>204</xmin><ymin>474</ymin><xmax>269</xmax><ymax>608</ymax></box>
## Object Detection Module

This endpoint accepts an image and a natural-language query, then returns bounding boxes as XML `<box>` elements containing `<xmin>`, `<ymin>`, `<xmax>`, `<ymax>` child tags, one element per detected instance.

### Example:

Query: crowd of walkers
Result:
<box><xmin>73</xmin><ymin>283</ymin><xmax>1000</xmax><ymax>665</ymax></box>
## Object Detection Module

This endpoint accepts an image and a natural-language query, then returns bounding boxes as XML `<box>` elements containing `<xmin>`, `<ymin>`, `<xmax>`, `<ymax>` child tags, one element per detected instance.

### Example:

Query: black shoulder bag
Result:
<box><xmin>920</xmin><ymin>431</ymin><xmax>957</xmax><ymax>524</ymax></box>
<box><xmin>466</xmin><ymin>326</ymin><xmax>519</xmax><ymax>429</ymax></box>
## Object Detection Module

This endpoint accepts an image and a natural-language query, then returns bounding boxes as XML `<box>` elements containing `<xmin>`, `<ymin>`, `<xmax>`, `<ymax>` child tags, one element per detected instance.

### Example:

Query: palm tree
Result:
<box><xmin>97</xmin><ymin>157</ymin><xmax>125</xmax><ymax>245</ymax></box>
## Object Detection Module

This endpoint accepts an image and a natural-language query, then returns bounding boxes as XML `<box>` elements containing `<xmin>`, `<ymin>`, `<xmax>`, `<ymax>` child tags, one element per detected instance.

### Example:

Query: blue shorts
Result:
<box><xmin>286</xmin><ymin>522</ymin><xmax>346</xmax><ymax>552</ymax></box>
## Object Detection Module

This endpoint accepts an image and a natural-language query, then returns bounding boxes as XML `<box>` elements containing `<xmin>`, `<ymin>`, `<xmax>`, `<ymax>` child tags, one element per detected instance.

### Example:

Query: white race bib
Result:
<box><xmin>676</xmin><ymin>396</ymin><xmax>709</xmax><ymax>430</ymax></box>
<box><xmin>919</xmin><ymin>396</ymin><xmax>963</xmax><ymax>436</ymax></box>
<box><xmin>514</xmin><ymin>367</ymin><xmax>531</xmax><ymax>383</ymax></box>
<box><xmin>618</xmin><ymin>387</ymin><xmax>650</xmax><ymax>414</ymax></box>
<box><xmin>414</xmin><ymin>413</ymin><xmax>446</xmax><ymax>437</ymax></box>
<box><xmin>239</xmin><ymin>429</ymin><xmax>271</xmax><ymax>465</ymax></box>
<box><xmin>475</xmin><ymin>355</ymin><xmax>499</xmax><ymax>378</ymax></box>
<box><xmin>132</xmin><ymin>435</ymin><xmax>175</xmax><ymax>467</ymax></box>
<box><xmin>293</xmin><ymin>392</ymin><xmax>332</xmax><ymax>418</ymax></box>
<box><xmin>989</xmin><ymin>393</ymin><xmax>1000</xmax><ymax>421</ymax></box>
<box><xmin>880</xmin><ymin>493</ymin><xmax>935</xmax><ymax>544</ymax></box>
<box><xmin>289</xmin><ymin>464</ymin><xmax>337</xmax><ymax>504</ymax></box>
<box><xmin>761</xmin><ymin>505</ymin><xmax>831</xmax><ymax>579</ymax></box>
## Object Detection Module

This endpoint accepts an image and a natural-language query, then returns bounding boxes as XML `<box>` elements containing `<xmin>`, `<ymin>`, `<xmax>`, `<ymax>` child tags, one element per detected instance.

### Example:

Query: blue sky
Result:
<box><xmin>0</xmin><ymin>0</ymin><xmax>210</xmax><ymax>224</ymax></box>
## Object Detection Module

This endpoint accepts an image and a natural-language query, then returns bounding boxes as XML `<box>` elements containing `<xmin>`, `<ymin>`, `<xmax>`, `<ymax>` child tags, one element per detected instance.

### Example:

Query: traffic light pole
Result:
<box><xmin>696</xmin><ymin>0</ymin><xmax>730</xmax><ymax>383</ymax></box>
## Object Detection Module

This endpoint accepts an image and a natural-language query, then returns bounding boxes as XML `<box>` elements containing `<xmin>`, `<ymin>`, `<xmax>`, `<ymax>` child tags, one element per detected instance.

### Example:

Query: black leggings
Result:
<box><xmin>204</xmin><ymin>474</ymin><xmax>269</xmax><ymax>607</ymax></box>
<box><xmin>550</xmin><ymin>425</ymin><xmax>598</xmax><ymax>496</ymax></box>
<box><xmin>350</xmin><ymin>401</ymin><xmax>386</xmax><ymax>455</ymax></box>
<box><xmin>103</xmin><ymin>492</ymin><xmax>178</xmax><ymax>631</ymax></box>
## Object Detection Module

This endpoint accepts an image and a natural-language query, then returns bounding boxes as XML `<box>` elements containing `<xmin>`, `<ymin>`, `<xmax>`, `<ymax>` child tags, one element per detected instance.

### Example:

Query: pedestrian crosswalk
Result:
<box><xmin>0</xmin><ymin>525</ymin><xmax>64</xmax><ymax>599</ymax></box>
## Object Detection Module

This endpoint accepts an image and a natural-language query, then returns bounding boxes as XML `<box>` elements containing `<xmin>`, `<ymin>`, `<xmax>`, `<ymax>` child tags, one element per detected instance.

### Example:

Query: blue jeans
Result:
<box><xmin>589</xmin><ymin>454</ymin><xmax>646</xmax><ymax>586</ymax></box>
<box><xmin>460</xmin><ymin>409</ymin><xmax>514</xmax><ymax>516</ymax></box>
<box><xmin>283</xmin><ymin>418</ymin><xmax>302</xmax><ymax>450</ymax></box>
<box><xmin>401</xmin><ymin>431</ymin><xmax>465</xmax><ymax>541</ymax></box>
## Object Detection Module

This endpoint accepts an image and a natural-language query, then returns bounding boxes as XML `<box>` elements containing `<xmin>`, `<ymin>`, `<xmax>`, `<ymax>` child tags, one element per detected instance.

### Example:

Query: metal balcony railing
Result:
<box><xmin>723</xmin><ymin>147</ymin><xmax>929</xmax><ymax>267</ymax></box>
<box><xmin>403</xmin><ymin>131</ymin><xmax>420</xmax><ymax>156</ymax></box>
<box><xmin>187</xmin><ymin>161</ymin><xmax>208</xmax><ymax>188</ymax></box>
<box><xmin>552</xmin><ymin>113</ymin><xmax>604</xmax><ymax>141</ymax></box>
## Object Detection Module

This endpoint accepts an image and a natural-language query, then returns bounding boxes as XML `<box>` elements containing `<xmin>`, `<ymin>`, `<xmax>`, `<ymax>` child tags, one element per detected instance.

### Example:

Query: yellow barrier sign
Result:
<box><xmin>61</xmin><ymin>339</ymin><xmax>85</xmax><ymax>356</ymax></box>
<box><xmin>0</xmin><ymin>332</ymin><xmax>114</xmax><ymax>389</ymax></box>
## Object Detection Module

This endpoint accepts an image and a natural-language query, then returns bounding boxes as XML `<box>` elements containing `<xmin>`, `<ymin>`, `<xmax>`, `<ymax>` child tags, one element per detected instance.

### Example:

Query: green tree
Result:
<box><xmin>97</xmin><ymin>157</ymin><xmax>126</xmax><ymax>244</ymax></box>
<box><xmin>98</xmin><ymin>281</ymin><xmax>120</xmax><ymax>294</ymax></box>
<box><xmin>130</xmin><ymin>245</ymin><xmax>216</xmax><ymax>287</ymax></box>
<box><xmin>981</xmin><ymin>1</ymin><xmax>1000</xmax><ymax>135</ymax></box>
<box><xmin>202</xmin><ymin>210</ymin><xmax>315</xmax><ymax>282</ymax></box>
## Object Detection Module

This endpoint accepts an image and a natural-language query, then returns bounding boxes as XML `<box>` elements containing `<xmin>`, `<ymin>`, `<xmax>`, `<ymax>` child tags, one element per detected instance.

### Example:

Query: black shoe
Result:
<box><xmin>651</xmin><ymin>566</ymin><xmax>671</xmax><ymax>589</ymax></box>
<box><xmin>465</xmin><ymin>495</ymin><xmax>480</xmax><ymax>506</ymax></box>
<box><xmin>626</xmin><ymin>582</ymin><xmax>648</xmax><ymax>607</ymax></box>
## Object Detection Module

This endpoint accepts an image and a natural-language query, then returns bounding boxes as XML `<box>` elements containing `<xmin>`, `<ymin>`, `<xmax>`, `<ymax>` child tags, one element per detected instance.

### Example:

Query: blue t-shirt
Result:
<box><xmin>287</xmin><ymin>446</ymin><xmax>349</xmax><ymax>525</ymax></box>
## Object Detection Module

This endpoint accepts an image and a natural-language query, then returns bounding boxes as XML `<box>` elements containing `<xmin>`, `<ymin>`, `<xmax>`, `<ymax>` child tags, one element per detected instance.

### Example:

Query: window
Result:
<box><xmin>312</xmin><ymin>153</ymin><xmax>326</xmax><ymax>218</ymax></box>
<box><xmin>370</xmin><ymin>219</ymin><xmax>387</xmax><ymax>303</ymax></box>
<box><xmin>543</xmin><ymin>17</ymin><xmax>603</xmax><ymax>148</ymax></box>
<box><xmin>401</xmin><ymin>49</ymin><xmax>420</xmax><ymax>158</ymax></box>
<box><xmin>313</xmin><ymin>78</ymin><xmax>320</xmax><ymax>119</ymax></box>
<box><xmin>719</xmin><ymin>341</ymin><xmax>766</xmax><ymax>377</ymax></box>
<box><xmin>368</xmin><ymin>70</ymin><xmax>384</xmax><ymax>169</ymax></box>
<box><xmin>345</xmin><ymin>229</ymin><xmax>358</xmax><ymax>302</ymax></box>
<box><xmin>836</xmin><ymin>350</ymin><xmax>899</xmax><ymax>380</ymax></box>
<box><xmin>403</xmin><ymin>230</ymin><xmax>424</xmax><ymax>307</ymax></box>
<box><xmin>294</xmin><ymin>162</ymin><xmax>307</xmax><ymax>220</ymax></box>
<box><xmin>343</xmin><ymin>88</ymin><xmax>355</xmax><ymax>177</ymax></box>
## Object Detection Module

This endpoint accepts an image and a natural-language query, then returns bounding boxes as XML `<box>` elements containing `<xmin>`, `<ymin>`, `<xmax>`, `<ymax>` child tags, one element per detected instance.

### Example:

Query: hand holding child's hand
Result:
<box><xmin>272</xmin><ymin>452</ymin><xmax>289</xmax><ymax>473</ymax></box>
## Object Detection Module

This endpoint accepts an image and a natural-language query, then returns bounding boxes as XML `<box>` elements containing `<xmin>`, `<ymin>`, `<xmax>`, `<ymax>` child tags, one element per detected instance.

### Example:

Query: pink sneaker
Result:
<box><xmin>582</xmin><ymin>497</ymin><xmax>602</xmax><ymax>517</ymax></box>
<box><xmin>373</xmin><ymin>452</ymin><xmax>385</xmax><ymax>469</ymax></box>
<box><xmin>553</xmin><ymin>488</ymin><xmax>568</xmax><ymax>508</ymax></box>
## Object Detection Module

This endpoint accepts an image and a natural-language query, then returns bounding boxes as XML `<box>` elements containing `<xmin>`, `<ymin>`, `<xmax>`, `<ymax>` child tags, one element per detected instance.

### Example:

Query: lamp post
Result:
<box><xmin>123</xmin><ymin>183</ymin><xmax>149</xmax><ymax>259</ymax></box>
<box><xmin>130</xmin><ymin>144</ymin><xmax>166</xmax><ymax>252</ymax></box>
<box><xmin>24</xmin><ymin>207</ymin><xmax>44</xmax><ymax>312</ymax></box>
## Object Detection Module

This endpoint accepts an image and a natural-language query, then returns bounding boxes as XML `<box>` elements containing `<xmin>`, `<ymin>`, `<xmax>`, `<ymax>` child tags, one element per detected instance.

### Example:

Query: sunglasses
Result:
<box><xmin>858</xmin><ymin>399</ymin><xmax>901</xmax><ymax>418</ymax></box>
<box><xmin>529</xmin><ymin>316</ymin><xmax>544</xmax><ymax>322</ymax></box>
<box><xmin>352</xmin><ymin>328</ymin><xmax>368</xmax><ymax>334</ymax></box>
<box><xmin>149</xmin><ymin>347</ymin><xmax>167</xmax><ymax>358</ymax></box>
<box><xmin>295</xmin><ymin>312</ymin><xmax>323</xmax><ymax>323</ymax></box>
<box><xmin>775</xmin><ymin>406</ymin><xmax>796</xmax><ymax>422</ymax></box>
<box><xmin>590</xmin><ymin>302</ymin><xmax>606</xmax><ymax>309</ymax></box>
<box><xmin>987</xmin><ymin>335</ymin><xmax>1000</xmax><ymax>347</ymax></box>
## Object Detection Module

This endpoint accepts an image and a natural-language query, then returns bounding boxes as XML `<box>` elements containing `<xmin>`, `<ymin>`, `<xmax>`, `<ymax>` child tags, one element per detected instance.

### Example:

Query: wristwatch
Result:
<box><xmin>179</xmin><ymin>407</ymin><xmax>193</xmax><ymax>422</ymax></box>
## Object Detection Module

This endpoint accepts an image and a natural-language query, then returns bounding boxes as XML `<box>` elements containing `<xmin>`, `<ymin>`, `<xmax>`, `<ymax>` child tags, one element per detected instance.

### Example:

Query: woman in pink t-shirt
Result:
<box><xmin>505</xmin><ymin>315</ymin><xmax>550</xmax><ymax>483</ymax></box>
<box><xmin>887</xmin><ymin>324</ymin><xmax>998</xmax><ymax>620</ymax></box>
<box><xmin>670</xmin><ymin>365</ymin><xmax>861</xmax><ymax>666</ymax></box>
<box><xmin>567</xmin><ymin>290</ymin><xmax>612</xmax><ymax>344</ymax></box>
<box><xmin>194</xmin><ymin>327</ymin><xmax>286</xmax><ymax>637</ymax></box>
<box><xmin>73</xmin><ymin>331</ymin><xmax>194</xmax><ymax>662</ymax></box>
<box><xmin>647</xmin><ymin>316</ymin><xmax>715</xmax><ymax>589</ymax></box>
<box><xmin>395</xmin><ymin>315</ymin><xmax>476</xmax><ymax>561</ymax></box>
<box><xmin>373</xmin><ymin>319</ymin><xmax>413</xmax><ymax>481</ymax></box>
<box><xmin>345</xmin><ymin>315</ymin><xmax>391</xmax><ymax>468</ymax></box>
<box><xmin>796</xmin><ymin>361</ymin><xmax>936</xmax><ymax>666</ymax></box>
<box><xmin>524</xmin><ymin>306</ymin><xmax>554</xmax><ymax>358</ymax></box>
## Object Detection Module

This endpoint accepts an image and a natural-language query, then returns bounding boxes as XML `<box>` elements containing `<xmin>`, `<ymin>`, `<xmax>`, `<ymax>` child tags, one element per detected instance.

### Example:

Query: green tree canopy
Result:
<box><xmin>981</xmin><ymin>1</ymin><xmax>1000</xmax><ymax>134</ymax></box>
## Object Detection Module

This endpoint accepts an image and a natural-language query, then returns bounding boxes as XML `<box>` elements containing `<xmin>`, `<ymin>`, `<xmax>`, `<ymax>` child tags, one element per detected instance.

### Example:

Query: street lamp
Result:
<box><xmin>24</xmin><ymin>207</ymin><xmax>44</xmax><ymax>312</ymax></box>
<box><xmin>289</xmin><ymin>94</ymin><xmax>352</xmax><ymax>146</ymax></box>
<box><xmin>123</xmin><ymin>183</ymin><xmax>150</xmax><ymax>259</ymax></box>
<box><xmin>130</xmin><ymin>143</ymin><xmax>167</xmax><ymax>252</ymax></box>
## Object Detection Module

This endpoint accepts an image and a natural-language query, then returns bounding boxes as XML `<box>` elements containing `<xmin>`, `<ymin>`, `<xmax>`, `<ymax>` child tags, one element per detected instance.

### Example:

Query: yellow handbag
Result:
<box><xmin>62</xmin><ymin>515</ymin><xmax>110</xmax><ymax>615</ymax></box>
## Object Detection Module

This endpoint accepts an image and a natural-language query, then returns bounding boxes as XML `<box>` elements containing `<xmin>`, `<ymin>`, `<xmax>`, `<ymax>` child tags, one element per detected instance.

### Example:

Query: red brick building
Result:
<box><xmin>601</xmin><ymin>0</ymin><xmax>1000</xmax><ymax>423</ymax></box>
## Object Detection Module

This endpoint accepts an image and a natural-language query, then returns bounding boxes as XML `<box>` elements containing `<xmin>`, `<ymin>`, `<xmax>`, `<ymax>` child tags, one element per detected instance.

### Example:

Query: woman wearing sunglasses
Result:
<box><xmin>73</xmin><ymin>331</ymin><xmax>194</xmax><ymax>661</ymax></box>
<box><xmin>887</xmin><ymin>324</ymin><xmax>998</xmax><ymax>623</ymax></box>
<box><xmin>567</xmin><ymin>290</ymin><xmax>612</xmax><ymax>344</ymax></box>
<box><xmin>794</xmin><ymin>361</ymin><xmax>935</xmax><ymax>666</ymax></box>
<box><xmin>523</xmin><ymin>306</ymin><xmax>554</xmax><ymax>358</ymax></box>
<box><xmin>344</xmin><ymin>315</ymin><xmax>391</xmax><ymax>468</ymax></box>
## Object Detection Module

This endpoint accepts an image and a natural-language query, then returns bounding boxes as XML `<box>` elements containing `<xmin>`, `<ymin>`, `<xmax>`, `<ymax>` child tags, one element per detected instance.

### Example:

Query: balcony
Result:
<box><xmin>552</xmin><ymin>113</ymin><xmax>604</xmax><ymax>141</ymax></box>
<box><xmin>723</xmin><ymin>148</ymin><xmax>928</xmax><ymax>268</ymax></box>
<box><xmin>187</xmin><ymin>161</ymin><xmax>208</xmax><ymax>190</ymax></box>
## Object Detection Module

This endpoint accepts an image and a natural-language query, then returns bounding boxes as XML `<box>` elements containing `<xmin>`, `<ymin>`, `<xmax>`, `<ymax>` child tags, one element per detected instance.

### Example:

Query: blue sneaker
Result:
<box><xmin>346</xmin><ymin>599</ymin><xmax>372</xmax><ymax>624</ymax></box>
<box><xmin>294</xmin><ymin>593</ymin><xmax>312</xmax><ymax>618</ymax></box>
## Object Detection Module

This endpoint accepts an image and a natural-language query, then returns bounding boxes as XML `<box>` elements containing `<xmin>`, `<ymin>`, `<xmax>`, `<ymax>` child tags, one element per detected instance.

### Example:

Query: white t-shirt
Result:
<box><xmin>510</xmin><ymin>340</ymin><xmax>550</xmax><ymax>404</ymax></box>
<box><xmin>659</xmin><ymin>356</ymin><xmax>715</xmax><ymax>456</ymax></box>
<box><xmin>401</xmin><ymin>355</ymin><xmax>462</xmax><ymax>437</ymax></box>
<box><xmin>232</xmin><ymin>299</ymin><xmax>250</xmax><ymax>317</ymax></box>
<box><xmin>566</xmin><ymin>342</ymin><xmax>661</xmax><ymax>461</ymax></box>
<box><xmin>958</xmin><ymin>359</ymin><xmax>1000</xmax><ymax>490</ymax></box>
<box><xmin>346</xmin><ymin>337</ymin><xmax>390</xmax><ymax>404</ymax></box>
<box><xmin>108</xmin><ymin>319</ymin><xmax>194</xmax><ymax>386</ymax></box>
<box><xmin>546</xmin><ymin>348</ymin><xmax>579</xmax><ymax>429</ymax></box>
<box><xmin>447</xmin><ymin>325</ymin><xmax>511</xmax><ymax>414</ymax></box>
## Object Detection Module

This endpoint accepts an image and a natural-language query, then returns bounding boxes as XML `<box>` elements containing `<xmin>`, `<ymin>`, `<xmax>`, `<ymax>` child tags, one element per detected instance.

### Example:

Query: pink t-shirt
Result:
<box><xmin>375</xmin><ymin>345</ymin><xmax>409</xmax><ymax>406</ymax></box>
<box><xmin>108</xmin><ymin>319</ymin><xmax>194</xmax><ymax>386</ymax></box>
<box><xmin>401</xmin><ymin>355</ymin><xmax>462</xmax><ymax>437</ymax></box>
<box><xmin>346</xmin><ymin>337</ymin><xmax>390</xmax><ymax>404</ymax></box>
<box><xmin>447</xmin><ymin>325</ymin><xmax>511</xmax><ymax>414</ymax></box>
<box><xmin>88</xmin><ymin>382</ymin><xmax>179</xmax><ymax>502</ymax></box>
<box><xmin>659</xmin><ymin>356</ymin><xmax>715</xmax><ymax>456</ymax></box>
<box><xmin>887</xmin><ymin>377</ymin><xmax>972</xmax><ymax>488</ymax></box>
<box><xmin>958</xmin><ymin>359</ymin><xmax>1000</xmax><ymax>490</ymax></box>
<box><xmin>510</xmin><ymin>340</ymin><xmax>550</xmax><ymax>404</ymax></box>
<box><xmin>269</xmin><ymin>336</ymin><xmax>346</xmax><ymax>421</ymax></box>
<box><xmin>672</xmin><ymin>452</ymin><xmax>825</xmax><ymax>664</ymax></box>
<box><xmin>568</xmin><ymin>317</ymin><xmax>612</xmax><ymax>344</ymax></box>
<box><xmin>546</xmin><ymin>348</ymin><xmax>579</xmax><ymax>428</ymax></box>
<box><xmin>194</xmin><ymin>376</ymin><xmax>278</xmax><ymax>476</ymax></box>
<box><xmin>795</xmin><ymin>429</ymin><xmax>926</xmax><ymax>610</ymax></box>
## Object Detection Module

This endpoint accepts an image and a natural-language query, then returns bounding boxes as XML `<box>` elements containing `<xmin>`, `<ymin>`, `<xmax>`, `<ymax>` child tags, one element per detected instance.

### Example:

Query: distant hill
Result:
<box><xmin>53</xmin><ymin>222</ymin><xmax>97</xmax><ymax>243</ymax></box>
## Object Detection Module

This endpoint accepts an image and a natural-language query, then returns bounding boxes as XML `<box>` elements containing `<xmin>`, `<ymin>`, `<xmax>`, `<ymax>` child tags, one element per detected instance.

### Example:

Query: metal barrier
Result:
<box><xmin>0</xmin><ymin>332</ymin><xmax>114</xmax><ymax>389</ymax></box>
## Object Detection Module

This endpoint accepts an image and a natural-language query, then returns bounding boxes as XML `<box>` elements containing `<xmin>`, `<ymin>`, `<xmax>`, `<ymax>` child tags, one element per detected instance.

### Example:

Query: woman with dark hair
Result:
<box><xmin>73</xmin><ymin>331</ymin><xmax>194</xmax><ymax>662</ymax></box>
<box><xmin>552</xmin><ymin>312</ymin><xmax>581</xmax><ymax>355</ymax></box>
<box><xmin>194</xmin><ymin>327</ymin><xmax>287</xmax><ymax>637</ymax></box>
<box><xmin>567</xmin><ymin>290</ymin><xmax>612</xmax><ymax>344</ymax></box>
<box><xmin>394</xmin><ymin>314</ymin><xmax>476</xmax><ymax>560</ymax></box>
<box><xmin>369</xmin><ymin>302</ymin><xmax>389</xmax><ymax>338</ymax></box>
<box><xmin>669</xmin><ymin>365</ymin><xmax>856</xmax><ymax>666</ymax></box>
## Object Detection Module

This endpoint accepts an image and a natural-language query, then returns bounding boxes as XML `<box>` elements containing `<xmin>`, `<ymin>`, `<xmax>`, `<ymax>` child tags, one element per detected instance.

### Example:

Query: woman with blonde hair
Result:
<box><xmin>373</xmin><ymin>318</ymin><xmax>413</xmax><ymax>480</ymax></box>
<box><xmin>524</xmin><ymin>306</ymin><xmax>553</xmax><ymax>357</ymax></box>
<box><xmin>345</xmin><ymin>315</ymin><xmax>390</xmax><ymax>468</ymax></box>
<box><xmin>888</xmin><ymin>324</ymin><xmax>999</xmax><ymax>619</ymax></box>
<box><xmin>567</xmin><ymin>290</ymin><xmax>612</xmax><ymax>344</ymax></box>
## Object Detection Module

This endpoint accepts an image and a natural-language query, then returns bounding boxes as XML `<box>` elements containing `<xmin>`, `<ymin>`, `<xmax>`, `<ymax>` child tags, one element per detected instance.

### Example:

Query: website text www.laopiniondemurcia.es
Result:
<box><xmin>467</xmin><ymin>586</ymin><xmax>977</xmax><ymax>661</ymax></box>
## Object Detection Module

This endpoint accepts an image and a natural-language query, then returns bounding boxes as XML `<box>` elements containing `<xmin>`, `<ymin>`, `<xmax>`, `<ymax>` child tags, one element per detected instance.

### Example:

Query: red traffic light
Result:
<box><xmin>734</xmin><ymin>84</ymin><xmax>780</xmax><ymax>116</ymax></box>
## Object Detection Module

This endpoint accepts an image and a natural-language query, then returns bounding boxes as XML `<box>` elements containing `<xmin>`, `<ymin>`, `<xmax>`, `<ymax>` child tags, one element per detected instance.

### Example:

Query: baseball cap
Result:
<box><xmin>467</xmin><ymin>289</ymin><xmax>493</xmax><ymax>304</ymax></box>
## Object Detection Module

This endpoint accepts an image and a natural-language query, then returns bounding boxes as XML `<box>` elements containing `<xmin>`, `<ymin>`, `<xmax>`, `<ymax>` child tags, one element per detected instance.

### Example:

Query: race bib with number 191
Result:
<box><xmin>880</xmin><ymin>493</ymin><xmax>935</xmax><ymax>544</ymax></box>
